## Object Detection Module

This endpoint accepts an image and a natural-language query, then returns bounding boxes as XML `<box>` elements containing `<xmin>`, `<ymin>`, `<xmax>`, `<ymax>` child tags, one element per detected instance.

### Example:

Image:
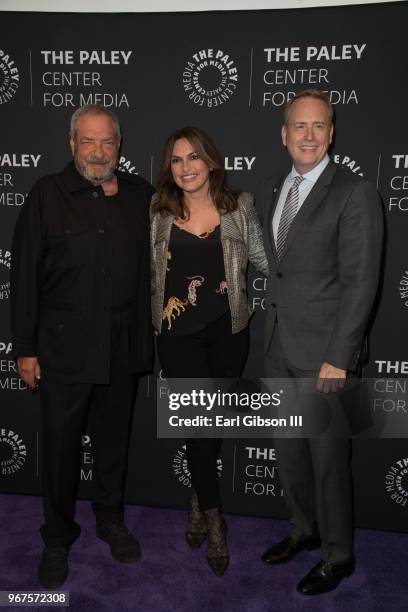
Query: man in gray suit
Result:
<box><xmin>260</xmin><ymin>89</ymin><xmax>383</xmax><ymax>595</ymax></box>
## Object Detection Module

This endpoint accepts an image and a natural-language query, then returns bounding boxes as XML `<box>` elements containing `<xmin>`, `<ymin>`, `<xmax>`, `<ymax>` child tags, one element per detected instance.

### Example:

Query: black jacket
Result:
<box><xmin>11</xmin><ymin>162</ymin><xmax>155</xmax><ymax>383</ymax></box>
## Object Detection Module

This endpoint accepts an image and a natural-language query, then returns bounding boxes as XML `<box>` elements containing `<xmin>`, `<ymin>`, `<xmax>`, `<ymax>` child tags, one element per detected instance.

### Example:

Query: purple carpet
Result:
<box><xmin>1</xmin><ymin>493</ymin><xmax>407</xmax><ymax>611</ymax></box>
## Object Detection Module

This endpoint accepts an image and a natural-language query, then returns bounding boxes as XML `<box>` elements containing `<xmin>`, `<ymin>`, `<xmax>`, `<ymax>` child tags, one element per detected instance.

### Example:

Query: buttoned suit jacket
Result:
<box><xmin>261</xmin><ymin>161</ymin><xmax>383</xmax><ymax>372</ymax></box>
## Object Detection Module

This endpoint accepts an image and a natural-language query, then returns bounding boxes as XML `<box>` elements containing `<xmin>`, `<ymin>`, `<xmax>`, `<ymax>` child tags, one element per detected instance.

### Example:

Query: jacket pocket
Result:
<box><xmin>38</xmin><ymin>310</ymin><xmax>84</xmax><ymax>373</ymax></box>
<box><xmin>47</xmin><ymin>224</ymin><xmax>89</xmax><ymax>243</ymax></box>
<box><xmin>47</xmin><ymin>224</ymin><xmax>90</xmax><ymax>268</ymax></box>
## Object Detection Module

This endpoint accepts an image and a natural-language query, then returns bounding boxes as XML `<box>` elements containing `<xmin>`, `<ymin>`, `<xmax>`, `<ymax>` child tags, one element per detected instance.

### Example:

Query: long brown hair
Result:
<box><xmin>152</xmin><ymin>126</ymin><xmax>238</xmax><ymax>219</ymax></box>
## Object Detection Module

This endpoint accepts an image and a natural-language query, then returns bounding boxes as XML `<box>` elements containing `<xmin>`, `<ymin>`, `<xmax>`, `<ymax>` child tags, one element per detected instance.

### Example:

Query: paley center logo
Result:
<box><xmin>182</xmin><ymin>48</ymin><xmax>239</xmax><ymax>108</ymax></box>
<box><xmin>0</xmin><ymin>153</ymin><xmax>42</xmax><ymax>207</ymax></box>
<box><xmin>0</xmin><ymin>341</ymin><xmax>12</xmax><ymax>355</ymax></box>
<box><xmin>118</xmin><ymin>155</ymin><xmax>139</xmax><ymax>176</ymax></box>
<box><xmin>224</xmin><ymin>156</ymin><xmax>256</xmax><ymax>172</ymax></box>
<box><xmin>40</xmin><ymin>49</ymin><xmax>132</xmax><ymax>108</ymax></box>
<box><xmin>0</xmin><ymin>248</ymin><xmax>11</xmax><ymax>300</ymax></box>
<box><xmin>0</xmin><ymin>428</ymin><xmax>27</xmax><ymax>476</ymax></box>
<box><xmin>252</xmin><ymin>276</ymin><xmax>267</xmax><ymax>311</ymax></box>
<box><xmin>0</xmin><ymin>49</ymin><xmax>19</xmax><ymax>105</ymax></box>
<box><xmin>172</xmin><ymin>444</ymin><xmax>222</xmax><ymax>488</ymax></box>
<box><xmin>80</xmin><ymin>434</ymin><xmax>93</xmax><ymax>481</ymax></box>
<box><xmin>0</xmin><ymin>340</ymin><xmax>29</xmax><ymax>391</ymax></box>
<box><xmin>332</xmin><ymin>153</ymin><xmax>364</xmax><ymax>177</ymax></box>
<box><xmin>389</xmin><ymin>155</ymin><xmax>408</xmax><ymax>214</ymax></box>
<box><xmin>243</xmin><ymin>446</ymin><xmax>283</xmax><ymax>497</ymax></box>
<box><xmin>385</xmin><ymin>457</ymin><xmax>408</xmax><ymax>508</ymax></box>
<box><xmin>398</xmin><ymin>271</ymin><xmax>408</xmax><ymax>308</ymax></box>
<box><xmin>375</xmin><ymin>360</ymin><xmax>408</xmax><ymax>375</ymax></box>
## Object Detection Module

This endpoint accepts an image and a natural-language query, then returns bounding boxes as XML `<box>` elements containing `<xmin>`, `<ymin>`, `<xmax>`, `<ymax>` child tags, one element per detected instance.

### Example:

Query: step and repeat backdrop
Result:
<box><xmin>1</xmin><ymin>3</ymin><xmax>408</xmax><ymax>532</ymax></box>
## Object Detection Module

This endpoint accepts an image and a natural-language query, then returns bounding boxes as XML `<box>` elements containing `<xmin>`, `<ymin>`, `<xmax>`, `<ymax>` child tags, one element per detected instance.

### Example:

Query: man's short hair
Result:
<box><xmin>283</xmin><ymin>89</ymin><xmax>334</xmax><ymax>125</ymax></box>
<box><xmin>70</xmin><ymin>105</ymin><xmax>121</xmax><ymax>141</ymax></box>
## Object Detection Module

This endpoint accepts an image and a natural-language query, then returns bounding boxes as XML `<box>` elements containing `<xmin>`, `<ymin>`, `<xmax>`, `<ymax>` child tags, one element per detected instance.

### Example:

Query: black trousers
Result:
<box><xmin>39</xmin><ymin>311</ymin><xmax>139</xmax><ymax>548</ymax></box>
<box><xmin>157</xmin><ymin>312</ymin><xmax>249</xmax><ymax>511</ymax></box>
<box><xmin>265</xmin><ymin>325</ymin><xmax>353</xmax><ymax>565</ymax></box>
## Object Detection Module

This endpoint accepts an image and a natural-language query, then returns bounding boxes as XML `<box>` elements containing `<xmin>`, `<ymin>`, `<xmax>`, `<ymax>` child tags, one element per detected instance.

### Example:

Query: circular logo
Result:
<box><xmin>172</xmin><ymin>444</ymin><xmax>223</xmax><ymax>488</ymax></box>
<box><xmin>398</xmin><ymin>271</ymin><xmax>408</xmax><ymax>308</ymax></box>
<box><xmin>332</xmin><ymin>153</ymin><xmax>364</xmax><ymax>177</ymax></box>
<box><xmin>82</xmin><ymin>434</ymin><xmax>91</xmax><ymax>447</ymax></box>
<box><xmin>0</xmin><ymin>249</ymin><xmax>11</xmax><ymax>301</ymax></box>
<box><xmin>385</xmin><ymin>458</ymin><xmax>408</xmax><ymax>508</ymax></box>
<box><xmin>0</xmin><ymin>50</ymin><xmax>19</xmax><ymax>105</ymax></box>
<box><xmin>0</xmin><ymin>428</ymin><xmax>27</xmax><ymax>476</ymax></box>
<box><xmin>118</xmin><ymin>155</ymin><xmax>139</xmax><ymax>176</ymax></box>
<box><xmin>182</xmin><ymin>48</ymin><xmax>239</xmax><ymax>109</ymax></box>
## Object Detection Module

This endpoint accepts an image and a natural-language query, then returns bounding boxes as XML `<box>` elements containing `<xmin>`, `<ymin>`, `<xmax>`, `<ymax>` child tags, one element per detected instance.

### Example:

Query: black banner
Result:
<box><xmin>1</xmin><ymin>3</ymin><xmax>408</xmax><ymax>532</ymax></box>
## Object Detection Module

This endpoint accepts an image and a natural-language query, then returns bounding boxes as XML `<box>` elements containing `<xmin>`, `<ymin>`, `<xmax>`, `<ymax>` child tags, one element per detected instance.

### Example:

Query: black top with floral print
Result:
<box><xmin>161</xmin><ymin>224</ymin><xmax>229</xmax><ymax>335</ymax></box>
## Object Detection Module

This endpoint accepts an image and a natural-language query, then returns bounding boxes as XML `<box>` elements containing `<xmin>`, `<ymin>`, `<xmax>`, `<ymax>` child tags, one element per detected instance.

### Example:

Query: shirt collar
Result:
<box><xmin>60</xmin><ymin>161</ymin><xmax>96</xmax><ymax>192</ymax></box>
<box><xmin>289</xmin><ymin>154</ymin><xmax>330</xmax><ymax>186</ymax></box>
<box><xmin>59</xmin><ymin>160</ymin><xmax>132</xmax><ymax>193</ymax></box>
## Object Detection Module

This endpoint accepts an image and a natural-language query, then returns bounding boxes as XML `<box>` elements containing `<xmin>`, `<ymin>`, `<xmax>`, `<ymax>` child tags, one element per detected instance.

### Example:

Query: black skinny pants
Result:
<box><xmin>157</xmin><ymin>312</ymin><xmax>249</xmax><ymax>511</ymax></box>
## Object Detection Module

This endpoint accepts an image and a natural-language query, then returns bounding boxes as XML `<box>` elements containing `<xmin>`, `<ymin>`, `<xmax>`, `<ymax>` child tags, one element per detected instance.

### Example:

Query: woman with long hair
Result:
<box><xmin>150</xmin><ymin>127</ymin><xmax>268</xmax><ymax>576</ymax></box>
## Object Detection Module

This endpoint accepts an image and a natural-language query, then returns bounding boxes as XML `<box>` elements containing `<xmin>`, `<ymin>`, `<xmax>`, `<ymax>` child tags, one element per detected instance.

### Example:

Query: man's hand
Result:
<box><xmin>316</xmin><ymin>362</ymin><xmax>347</xmax><ymax>394</ymax></box>
<box><xmin>17</xmin><ymin>356</ymin><xmax>41</xmax><ymax>390</ymax></box>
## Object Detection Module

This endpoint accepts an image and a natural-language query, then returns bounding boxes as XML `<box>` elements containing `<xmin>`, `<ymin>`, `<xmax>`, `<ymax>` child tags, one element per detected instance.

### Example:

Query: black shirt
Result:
<box><xmin>161</xmin><ymin>224</ymin><xmax>229</xmax><ymax>335</ymax></box>
<box><xmin>104</xmin><ymin>189</ymin><xmax>142</xmax><ymax>309</ymax></box>
<box><xmin>11</xmin><ymin>161</ymin><xmax>155</xmax><ymax>383</ymax></box>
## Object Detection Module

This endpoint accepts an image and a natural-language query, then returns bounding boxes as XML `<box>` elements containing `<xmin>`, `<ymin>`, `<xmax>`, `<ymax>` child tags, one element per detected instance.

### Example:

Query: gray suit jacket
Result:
<box><xmin>261</xmin><ymin>161</ymin><xmax>383</xmax><ymax>371</ymax></box>
<box><xmin>151</xmin><ymin>192</ymin><xmax>268</xmax><ymax>334</ymax></box>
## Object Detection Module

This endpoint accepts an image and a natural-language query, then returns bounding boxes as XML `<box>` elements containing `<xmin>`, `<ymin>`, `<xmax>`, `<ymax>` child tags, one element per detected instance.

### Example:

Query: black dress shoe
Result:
<box><xmin>297</xmin><ymin>559</ymin><xmax>355</xmax><ymax>595</ymax></box>
<box><xmin>97</xmin><ymin>523</ymin><xmax>141</xmax><ymax>562</ymax></box>
<box><xmin>38</xmin><ymin>546</ymin><xmax>69</xmax><ymax>589</ymax></box>
<box><xmin>261</xmin><ymin>536</ymin><xmax>320</xmax><ymax>564</ymax></box>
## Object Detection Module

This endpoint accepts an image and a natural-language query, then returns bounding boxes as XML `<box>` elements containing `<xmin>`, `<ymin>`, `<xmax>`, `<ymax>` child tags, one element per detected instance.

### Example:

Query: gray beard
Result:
<box><xmin>74</xmin><ymin>158</ymin><xmax>117</xmax><ymax>185</ymax></box>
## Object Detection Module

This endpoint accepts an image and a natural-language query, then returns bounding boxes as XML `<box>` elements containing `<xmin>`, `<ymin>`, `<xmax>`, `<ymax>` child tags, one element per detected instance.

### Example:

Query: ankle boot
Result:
<box><xmin>204</xmin><ymin>508</ymin><xmax>229</xmax><ymax>577</ymax></box>
<box><xmin>185</xmin><ymin>492</ymin><xmax>207</xmax><ymax>549</ymax></box>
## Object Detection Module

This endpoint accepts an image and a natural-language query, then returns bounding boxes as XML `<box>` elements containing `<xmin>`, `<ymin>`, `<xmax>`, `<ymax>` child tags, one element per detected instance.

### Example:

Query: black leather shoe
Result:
<box><xmin>38</xmin><ymin>546</ymin><xmax>69</xmax><ymax>589</ymax></box>
<box><xmin>97</xmin><ymin>523</ymin><xmax>141</xmax><ymax>562</ymax></box>
<box><xmin>261</xmin><ymin>536</ymin><xmax>320</xmax><ymax>564</ymax></box>
<box><xmin>297</xmin><ymin>559</ymin><xmax>355</xmax><ymax>595</ymax></box>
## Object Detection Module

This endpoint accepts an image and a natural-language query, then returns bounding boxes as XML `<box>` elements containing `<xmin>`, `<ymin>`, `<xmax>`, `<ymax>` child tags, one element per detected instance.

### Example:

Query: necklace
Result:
<box><xmin>197</xmin><ymin>227</ymin><xmax>216</xmax><ymax>239</ymax></box>
<box><xmin>174</xmin><ymin>223</ymin><xmax>218</xmax><ymax>239</ymax></box>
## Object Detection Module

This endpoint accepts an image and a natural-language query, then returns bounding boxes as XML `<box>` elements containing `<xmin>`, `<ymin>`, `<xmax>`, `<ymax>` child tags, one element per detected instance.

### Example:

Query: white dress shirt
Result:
<box><xmin>272</xmin><ymin>155</ymin><xmax>330</xmax><ymax>243</ymax></box>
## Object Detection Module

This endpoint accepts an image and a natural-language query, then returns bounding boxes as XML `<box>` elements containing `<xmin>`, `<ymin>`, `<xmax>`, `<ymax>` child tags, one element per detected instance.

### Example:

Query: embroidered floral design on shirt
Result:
<box><xmin>187</xmin><ymin>276</ymin><xmax>204</xmax><ymax>305</ymax></box>
<box><xmin>215</xmin><ymin>281</ymin><xmax>228</xmax><ymax>294</ymax></box>
<box><xmin>162</xmin><ymin>275</ymin><xmax>205</xmax><ymax>330</ymax></box>
<box><xmin>162</xmin><ymin>296</ymin><xmax>189</xmax><ymax>330</ymax></box>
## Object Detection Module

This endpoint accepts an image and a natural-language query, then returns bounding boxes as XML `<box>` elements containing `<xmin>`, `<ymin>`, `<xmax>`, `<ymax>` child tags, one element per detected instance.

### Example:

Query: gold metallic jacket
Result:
<box><xmin>150</xmin><ymin>192</ymin><xmax>269</xmax><ymax>334</ymax></box>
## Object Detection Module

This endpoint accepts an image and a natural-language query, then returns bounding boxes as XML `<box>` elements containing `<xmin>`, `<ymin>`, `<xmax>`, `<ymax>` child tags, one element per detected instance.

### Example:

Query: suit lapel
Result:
<box><xmin>265</xmin><ymin>176</ymin><xmax>285</xmax><ymax>262</ymax></box>
<box><xmin>279</xmin><ymin>162</ymin><xmax>337</xmax><ymax>261</ymax></box>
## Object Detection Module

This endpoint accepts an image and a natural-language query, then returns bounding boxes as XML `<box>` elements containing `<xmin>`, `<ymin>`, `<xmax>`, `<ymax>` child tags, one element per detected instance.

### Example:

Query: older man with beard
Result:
<box><xmin>11</xmin><ymin>105</ymin><xmax>154</xmax><ymax>588</ymax></box>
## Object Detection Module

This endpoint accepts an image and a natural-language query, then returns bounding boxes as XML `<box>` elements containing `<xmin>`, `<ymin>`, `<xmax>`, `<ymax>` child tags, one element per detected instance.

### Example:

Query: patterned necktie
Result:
<box><xmin>276</xmin><ymin>175</ymin><xmax>304</xmax><ymax>259</ymax></box>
